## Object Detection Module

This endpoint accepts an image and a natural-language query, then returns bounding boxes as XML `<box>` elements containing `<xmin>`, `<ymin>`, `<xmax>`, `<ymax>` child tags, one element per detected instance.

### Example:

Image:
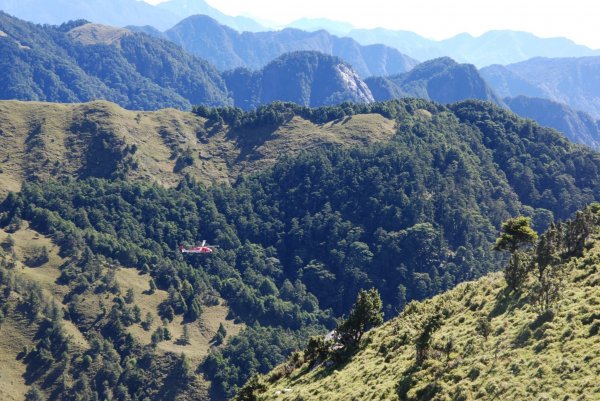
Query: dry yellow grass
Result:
<box><xmin>116</xmin><ymin>268</ymin><xmax>244</xmax><ymax>366</ymax></box>
<box><xmin>0</xmin><ymin>100</ymin><xmax>397</xmax><ymax>195</ymax></box>
<box><xmin>0</xmin><ymin>303</ymin><xmax>34</xmax><ymax>401</ymax></box>
<box><xmin>67</xmin><ymin>23</ymin><xmax>132</xmax><ymax>46</ymax></box>
<box><xmin>1</xmin><ymin>225</ymin><xmax>89</xmax><ymax>348</ymax></box>
<box><xmin>0</xmin><ymin>223</ymin><xmax>246</xmax><ymax>399</ymax></box>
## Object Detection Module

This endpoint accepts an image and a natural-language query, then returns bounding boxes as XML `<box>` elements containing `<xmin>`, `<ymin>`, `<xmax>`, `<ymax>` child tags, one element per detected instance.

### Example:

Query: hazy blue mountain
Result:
<box><xmin>363</xmin><ymin>76</ymin><xmax>408</xmax><ymax>101</ymax></box>
<box><xmin>156</xmin><ymin>15</ymin><xmax>418</xmax><ymax>77</ymax></box>
<box><xmin>223</xmin><ymin>51</ymin><xmax>374</xmax><ymax>109</ymax></box>
<box><xmin>482</xmin><ymin>56</ymin><xmax>600</xmax><ymax>118</ymax></box>
<box><xmin>479</xmin><ymin>64</ymin><xmax>546</xmax><ymax>99</ymax></box>
<box><xmin>505</xmin><ymin>96</ymin><xmax>600</xmax><ymax>149</ymax></box>
<box><xmin>0</xmin><ymin>0</ymin><xmax>180</xmax><ymax>30</ymax></box>
<box><xmin>366</xmin><ymin>57</ymin><xmax>503</xmax><ymax>106</ymax></box>
<box><xmin>286</xmin><ymin>18</ymin><xmax>354</xmax><ymax>36</ymax></box>
<box><xmin>156</xmin><ymin>0</ymin><xmax>264</xmax><ymax>32</ymax></box>
<box><xmin>125</xmin><ymin>24</ymin><xmax>166</xmax><ymax>39</ymax></box>
<box><xmin>0</xmin><ymin>13</ymin><xmax>230</xmax><ymax>109</ymax></box>
<box><xmin>348</xmin><ymin>29</ymin><xmax>600</xmax><ymax>67</ymax></box>
<box><xmin>348</xmin><ymin>28</ymin><xmax>442</xmax><ymax>61</ymax></box>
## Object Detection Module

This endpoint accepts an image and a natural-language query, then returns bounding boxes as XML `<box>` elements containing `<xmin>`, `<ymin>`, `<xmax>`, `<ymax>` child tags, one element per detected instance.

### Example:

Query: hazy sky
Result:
<box><xmin>146</xmin><ymin>0</ymin><xmax>600</xmax><ymax>48</ymax></box>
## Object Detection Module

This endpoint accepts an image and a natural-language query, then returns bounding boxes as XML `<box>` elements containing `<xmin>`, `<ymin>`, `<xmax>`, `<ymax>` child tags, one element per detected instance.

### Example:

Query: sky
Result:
<box><xmin>144</xmin><ymin>0</ymin><xmax>600</xmax><ymax>48</ymax></box>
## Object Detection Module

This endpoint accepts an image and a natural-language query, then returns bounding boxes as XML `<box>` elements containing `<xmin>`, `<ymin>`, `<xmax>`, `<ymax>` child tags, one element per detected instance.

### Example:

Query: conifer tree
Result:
<box><xmin>415</xmin><ymin>313</ymin><xmax>442</xmax><ymax>365</ymax></box>
<box><xmin>335</xmin><ymin>288</ymin><xmax>383</xmax><ymax>346</ymax></box>
<box><xmin>495</xmin><ymin>217</ymin><xmax>538</xmax><ymax>291</ymax></box>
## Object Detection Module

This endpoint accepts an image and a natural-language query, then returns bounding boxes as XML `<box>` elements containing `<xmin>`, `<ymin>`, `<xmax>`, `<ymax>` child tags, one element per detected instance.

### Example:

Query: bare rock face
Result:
<box><xmin>224</xmin><ymin>51</ymin><xmax>375</xmax><ymax>109</ymax></box>
<box><xmin>334</xmin><ymin>63</ymin><xmax>375</xmax><ymax>104</ymax></box>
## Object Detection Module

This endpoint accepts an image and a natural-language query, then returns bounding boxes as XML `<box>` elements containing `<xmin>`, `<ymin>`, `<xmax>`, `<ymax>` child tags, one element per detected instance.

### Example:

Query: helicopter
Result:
<box><xmin>179</xmin><ymin>240</ymin><xmax>217</xmax><ymax>254</ymax></box>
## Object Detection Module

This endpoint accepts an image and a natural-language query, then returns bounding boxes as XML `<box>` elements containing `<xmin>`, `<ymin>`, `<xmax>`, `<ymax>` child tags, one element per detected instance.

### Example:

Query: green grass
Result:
<box><xmin>259</xmin><ymin>238</ymin><xmax>600</xmax><ymax>401</ymax></box>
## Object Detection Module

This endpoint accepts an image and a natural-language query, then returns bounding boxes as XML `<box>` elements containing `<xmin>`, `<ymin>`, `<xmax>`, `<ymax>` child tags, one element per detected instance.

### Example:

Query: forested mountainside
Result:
<box><xmin>481</xmin><ymin>56</ymin><xmax>600</xmax><ymax>119</ymax></box>
<box><xmin>255</xmin><ymin>207</ymin><xmax>600</xmax><ymax>400</ymax></box>
<box><xmin>362</xmin><ymin>58</ymin><xmax>600</xmax><ymax>150</ymax></box>
<box><xmin>134</xmin><ymin>15</ymin><xmax>417</xmax><ymax>78</ymax></box>
<box><xmin>2</xmin><ymin>99</ymin><xmax>600</xmax><ymax>399</ymax></box>
<box><xmin>0</xmin><ymin>14</ymin><xmax>384</xmax><ymax>111</ymax></box>
<box><xmin>0</xmin><ymin>13</ymin><xmax>230</xmax><ymax>110</ymax></box>
<box><xmin>222</xmin><ymin>52</ymin><xmax>374</xmax><ymax>110</ymax></box>
<box><xmin>366</xmin><ymin>58</ymin><xmax>503</xmax><ymax>106</ymax></box>
<box><xmin>505</xmin><ymin>96</ymin><xmax>600</xmax><ymax>150</ymax></box>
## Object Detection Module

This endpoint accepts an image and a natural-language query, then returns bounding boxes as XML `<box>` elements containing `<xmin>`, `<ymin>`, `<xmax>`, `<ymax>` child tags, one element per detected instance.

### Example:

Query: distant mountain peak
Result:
<box><xmin>366</xmin><ymin>56</ymin><xmax>502</xmax><ymax>106</ymax></box>
<box><xmin>286</xmin><ymin>17</ymin><xmax>355</xmax><ymax>35</ymax></box>
<box><xmin>160</xmin><ymin>15</ymin><xmax>417</xmax><ymax>77</ymax></box>
<box><xmin>224</xmin><ymin>50</ymin><xmax>374</xmax><ymax>109</ymax></box>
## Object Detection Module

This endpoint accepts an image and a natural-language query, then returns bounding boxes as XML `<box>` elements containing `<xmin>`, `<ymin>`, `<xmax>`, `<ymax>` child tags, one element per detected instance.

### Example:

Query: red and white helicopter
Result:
<box><xmin>179</xmin><ymin>240</ymin><xmax>217</xmax><ymax>254</ymax></box>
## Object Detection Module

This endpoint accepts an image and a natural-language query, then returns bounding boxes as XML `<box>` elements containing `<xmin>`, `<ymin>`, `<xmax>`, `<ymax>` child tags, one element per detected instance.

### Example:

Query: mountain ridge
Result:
<box><xmin>134</xmin><ymin>14</ymin><xmax>418</xmax><ymax>78</ymax></box>
<box><xmin>481</xmin><ymin>56</ymin><xmax>600</xmax><ymax>119</ymax></box>
<box><xmin>366</xmin><ymin>57</ymin><xmax>503</xmax><ymax>106</ymax></box>
<box><xmin>2</xmin><ymin>98</ymin><xmax>600</xmax><ymax>400</ymax></box>
<box><xmin>0</xmin><ymin>12</ymin><xmax>231</xmax><ymax>110</ymax></box>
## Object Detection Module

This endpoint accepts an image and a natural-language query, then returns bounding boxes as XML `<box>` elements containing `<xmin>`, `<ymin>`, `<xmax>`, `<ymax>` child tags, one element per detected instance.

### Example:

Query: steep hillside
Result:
<box><xmin>0</xmin><ymin>13</ymin><xmax>231</xmax><ymax>110</ymax></box>
<box><xmin>0</xmin><ymin>100</ymin><xmax>396</xmax><ymax>194</ymax></box>
<box><xmin>367</xmin><ymin>58</ymin><xmax>503</xmax><ymax>106</ymax></box>
<box><xmin>479</xmin><ymin>64</ymin><xmax>546</xmax><ymax>99</ymax></box>
<box><xmin>5</xmin><ymin>99</ymin><xmax>600</xmax><ymax>399</ymax></box>
<box><xmin>348</xmin><ymin>28</ymin><xmax>600</xmax><ymax>67</ymax></box>
<box><xmin>149</xmin><ymin>15</ymin><xmax>417</xmax><ymax>77</ymax></box>
<box><xmin>481</xmin><ymin>56</ymin><xmax>600</xmax><ymax>118</ymax></box>
<box><xmin>223</xmin><ymin>52</ymin><xmax>375</xmax><ymax>109</ymax></box>
<box><xmin>256</xmin><ymin>210</ymin><xmax>600</xmax><ymax>400</ymax></box>
<box><xmin>505</xmin><ymin>96</ymin><xmax>600</xmax><ymax>150</ymax></box>
<box><xmin>0</xmin><ymin>220</ymin><xmax>245</xmax><ymax>400</ymax></box>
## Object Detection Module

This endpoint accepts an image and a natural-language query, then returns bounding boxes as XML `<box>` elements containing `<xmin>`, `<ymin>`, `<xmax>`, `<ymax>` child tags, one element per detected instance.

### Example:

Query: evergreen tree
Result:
<box><xmin>148</xmin><ymin>278</ymin><xmax>157</xmax><ymax>294</ymax></box>
<box><xmin>214</xmin><ymin>323</ymin><xmax>227</xmax><ymax>345</ymax></box>
<box><xmin>142</xmin><ymin>311</ymin><xmax>154</xmax><ymax>331</ymax></box>
<box><xmin>186</xmin><ymin>297</ymin><xmax>203</xmax><ymax>322</ymax></box>
<box><xmin>335</xmin><ymin>288</ymin><xmax>383</xmax><ymax>346</ymax></box>
<box><xmin>476</xmin><ymin>314</ymin><xmax>492</xmax><ymax>340</ymax></box>
<box><xmin>125</xmin><ymin>288</ymin><xmax>135</xmax><ymax>304</ymax></box>
<box><xmin>415</xmin><ymin>313</ymin><xmax>442</xmax><ymax>366</ymax></box>
<box><xmin>25</xmin><ymin>385</ymin><xmax>45</xmax><ymax>401</ymax></box>
<box><xmin>495</xmin><ymin>217</ymin><xmax>538</xmax><ymax>291</ymax></box>
<box><xmin>179</xmin><ymin>324</ymin><xmax>191</xmax><ymax>345</ymax></box>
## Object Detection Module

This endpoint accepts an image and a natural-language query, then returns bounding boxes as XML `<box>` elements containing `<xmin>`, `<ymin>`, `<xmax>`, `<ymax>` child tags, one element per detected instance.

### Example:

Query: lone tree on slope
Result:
<box><xmin>494</xmin><ymin>216</ymin><xmax>538</xmax><ymax>291</ymax></box>
<box><xmin>336</xmin><ymin>287</ymin><xmax>384</xmax><ymax>347</ymax></box>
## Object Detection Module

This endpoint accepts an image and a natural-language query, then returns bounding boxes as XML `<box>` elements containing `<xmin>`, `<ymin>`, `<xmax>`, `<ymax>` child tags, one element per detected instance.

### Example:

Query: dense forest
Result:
<box><xmin>2</xmin><ymin>99</ymin><xmax>600</xmax><ymax>399</ymax></box>
<box><xmin>0</xmin><ymin>12</ymin><xmax>231</xmax><ymax>110</ymax></box>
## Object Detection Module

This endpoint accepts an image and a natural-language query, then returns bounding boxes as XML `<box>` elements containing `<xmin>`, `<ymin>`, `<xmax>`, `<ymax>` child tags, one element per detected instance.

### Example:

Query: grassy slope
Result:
<box><xmin>0</xmin><ymin>100</ymin><xmax>396</xmax><ymax>195</ymax></box>
<box><xmin>0</xmin><ymin>223</ymin><xmax>243</xmax><ymax>399</ymax></box>
<box><xmin>0</xmin><ymin>298</ymin><xmax>34</xmax><ymax>401</ymax></box>
<box><xmin>260</xmin><ymin>238</ymin><xmax>600</xmax><ymax>400</ymax></box>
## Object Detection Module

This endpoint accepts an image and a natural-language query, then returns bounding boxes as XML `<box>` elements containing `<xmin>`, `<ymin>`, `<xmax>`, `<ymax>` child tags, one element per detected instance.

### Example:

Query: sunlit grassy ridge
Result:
<box><xmin>0</xmin><ymin>100</ymin><xmax>396</xmax><ymax>195</ymax></box>
<box><xmin>259</xmin><ymin>232</ymin><xmax>600</xmax><ymax>401</ymax></box>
